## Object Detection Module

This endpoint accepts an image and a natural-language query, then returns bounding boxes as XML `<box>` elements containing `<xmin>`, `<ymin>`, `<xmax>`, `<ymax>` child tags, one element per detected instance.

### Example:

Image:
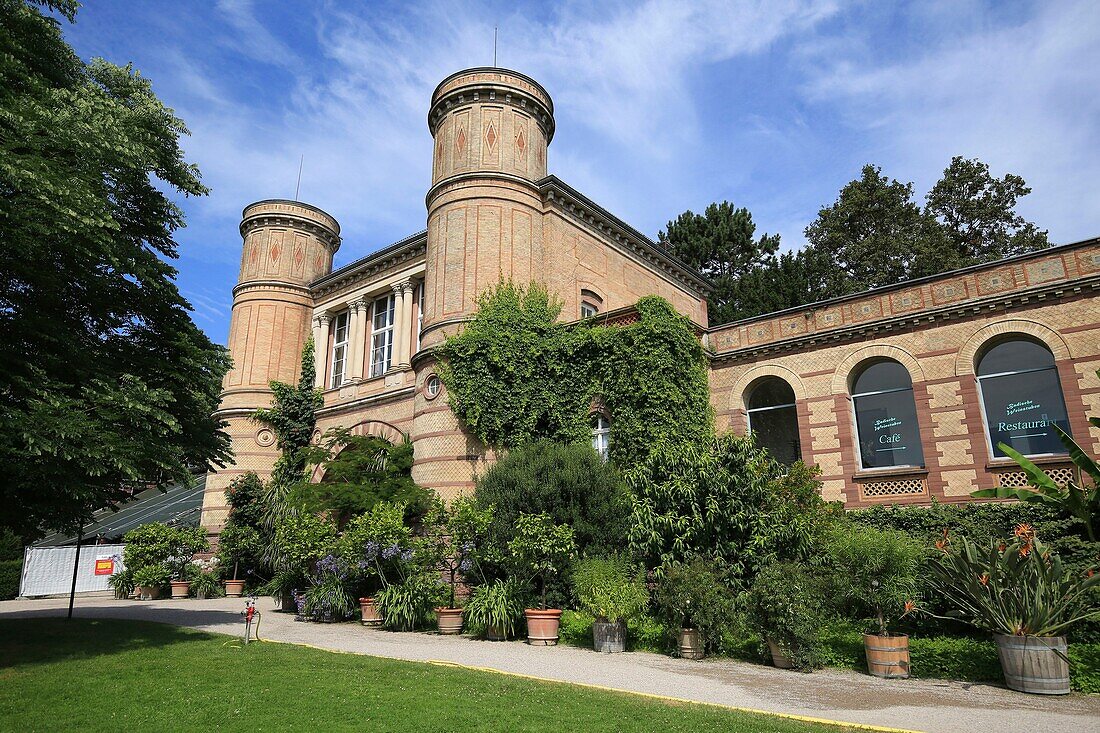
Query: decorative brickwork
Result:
<box><xmin>858</xmin><ymin>477</ymin><xmax>928</xmax><ymax>500</ymax></box>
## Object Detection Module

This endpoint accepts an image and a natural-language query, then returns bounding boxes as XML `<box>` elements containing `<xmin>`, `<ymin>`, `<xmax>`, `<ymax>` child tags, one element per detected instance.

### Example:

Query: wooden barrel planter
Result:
<box><xmin>593</xmin><ymin>618</ymin><xmax>626</xmax><ymax>653</ymax></box>
<box><xmin>767</xmin><ymin>639</ymin><xmax>795</xmax><ymax>669</ymax></box>
<box><xmin>678</xmin><ymin>628</ymin><xmax>705</xmax><ymax>660</ymax></box>
<box><xmin>994</xmin><ymin>634</ymin><xmax>1070</xmax><ymax>695</ymax></box>
<box><xmin>864</xmin><ymin>634</ymin><xmax>910</xmax><ymax>679</ymax></box>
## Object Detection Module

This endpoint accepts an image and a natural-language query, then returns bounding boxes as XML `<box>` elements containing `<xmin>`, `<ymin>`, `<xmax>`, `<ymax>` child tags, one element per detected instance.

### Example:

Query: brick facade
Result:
<box><xmin>199</xmin><ymin>66</ymin><xmax>1100</xmax><ymax>536</ymax></box>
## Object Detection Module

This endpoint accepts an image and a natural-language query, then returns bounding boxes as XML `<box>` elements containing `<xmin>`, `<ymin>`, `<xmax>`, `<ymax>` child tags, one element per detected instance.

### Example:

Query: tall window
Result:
<box><xmin>977</xmin><ymin>338</ymin><xmax>1070</xmax><ymax>458</ymax></box>
<box><xmin>369</xmin><ymin>294</ymin><xmax>395</xmax><ymax>377</ymax></box>
<box><xmin>745</xmin><ymin>377</ymin><xmax>800</xmax><ymax>466</ymax></box>
<box><xmin>591</xmin><ymin>413</ymin><xmax>610</xmax><ymax>461</ymax></box>
<box><xmin>330</xmin><ymin>311</ymin><xmax>349</xmax><ymax>388</ymax></box>
<box><xmin>415</xmin><ymin>282</ymin><xmax>424</xmax><ymax>354</ymax></box>
<box><xmin>851</xmin><ymin>360</ymin><xmax>925</xmax><ymax>470</ymax></box>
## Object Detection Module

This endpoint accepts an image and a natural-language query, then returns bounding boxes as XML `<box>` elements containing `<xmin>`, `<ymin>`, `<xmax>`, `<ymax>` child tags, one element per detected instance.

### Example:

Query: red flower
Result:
<box><xmin>902</xmin><ymin>600</ymin><xmax>916</xmax><ymax>617</ymax></box>
<box><xmin>1014</xmin><ymin>523</ymin><xmax>1035</xmax><ymax>541</ymax></box>
<box><xmin>935</xmin><ymin>528</ymin><xmax>950</xmax><ymax>554</ymax></box>
<box><xmin>978</xmin><ymin>573</ymin><xmax>990</xmax><ymax>586</ymax></box>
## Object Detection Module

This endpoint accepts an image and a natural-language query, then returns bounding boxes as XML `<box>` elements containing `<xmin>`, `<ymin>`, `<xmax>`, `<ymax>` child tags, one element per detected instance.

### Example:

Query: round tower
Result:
<box><xmin>201</xmin><ymin>200</ymin><xmax>340</xmax><ymax>533</ymax></box>
<box><xmin>412</xmin><ymin>68</ymin><xmax>555</xmax><ymax>500</ymax></box>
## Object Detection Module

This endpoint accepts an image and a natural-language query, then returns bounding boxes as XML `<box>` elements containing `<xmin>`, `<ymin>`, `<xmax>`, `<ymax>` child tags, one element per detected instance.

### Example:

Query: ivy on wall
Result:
<box><xmin>439</xmin><ymin>281</ymin><xmax>713</xmax><ymax>467</ymax></box>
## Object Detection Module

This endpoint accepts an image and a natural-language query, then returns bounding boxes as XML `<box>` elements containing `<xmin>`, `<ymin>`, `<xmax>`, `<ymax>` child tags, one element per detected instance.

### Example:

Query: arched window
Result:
<box><xmin>851</xmin><ymin>360</ymin><xmax>925</xmax><ymax>470</ymax></box>
<box><xmin>977</xmin><ymin>338</ymin><xmax>1071</xmax><ymax>458</ymax></box>
<box><xmin>745</xmin><ymin>377</ymin><xmax>801</xmax><ymax>466</ymax></box>
<box><xmin>591</xmin><ymin>413</ymin><xmax>610</xmax><ymax>461</ymax></box>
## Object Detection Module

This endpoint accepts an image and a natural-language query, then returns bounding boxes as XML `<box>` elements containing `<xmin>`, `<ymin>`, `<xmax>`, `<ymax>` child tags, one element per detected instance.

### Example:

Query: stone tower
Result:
<box><xmin>201</xmin><ymin>200</ymin><xmax>341</xmax><ymax>532</ymax></box>
<box><xmin>410</xmin><ymin>68</ymin><xmax>555</xmax><ymax>499</ymax></box>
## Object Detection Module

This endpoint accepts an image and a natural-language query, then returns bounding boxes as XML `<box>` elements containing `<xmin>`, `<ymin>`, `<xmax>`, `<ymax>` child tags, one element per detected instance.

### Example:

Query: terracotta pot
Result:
<box><xmin>593</xmin><ymin>618</ymin><xmax>626</xmax><ymax>653</ymax></box>
<box><xmin>678</xmin><ymin>628</ymin><xmax>705</xmax><ymax>659</ymax></box>
<box><xmin>359</xmin><ymin>597</ymin><xmax>383</xmax><ymax>627</ymax></box>
<box><xmin>994</xmin><ymin>634</ymin><xmax>1070</xmax><ymax>695</ymax></box>
<box><xmin>170</xmin><ymin>581</ymin><xmax>190</xmax><ymax>599</ymax></box>
<box><xmin>436</xmin><ymin>607</ymin><xmax>464</xmax><ymax>635</ymax></box>
<box><xmin>864</xmin><ymin>633</ymin><xmax>910</xmax><ymax>679</ymax></box>
<box><xmin>137</xmin><ymin>585</ymin><xmax>162</xmax><ymax>601</ymax></box>
<box><xmin>223</xmin><ymin>579</ymin><xmax>245</xmax><ymax>598</ymax></box>
<box><xmin>767</xmin><ymin>638</ymin><xmax>795</xmax><ymax>669</ymax></box>
<box><xmin>524</xmin><ymin>608</ymin><xmax>562</xmax><ymax>646</ymax></box>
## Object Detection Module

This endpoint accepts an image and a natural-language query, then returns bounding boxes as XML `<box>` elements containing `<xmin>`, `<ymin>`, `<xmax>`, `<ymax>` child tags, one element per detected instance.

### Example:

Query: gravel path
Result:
<box><xmin>3</xmin><ymin>596</ymin><xmax>1098</xmax><ymax>733</ymax></box>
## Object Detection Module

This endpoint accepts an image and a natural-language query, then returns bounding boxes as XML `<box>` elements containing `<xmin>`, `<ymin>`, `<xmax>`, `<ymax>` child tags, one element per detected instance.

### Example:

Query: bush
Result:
<box><xmin>476</xmin><ymin>440</ymin><xmax>630</xmax><ymax>558</ymax></box>
<box><xmin>123</xmin><ymin>523</ymin><xmax>207</xmax><ymax>580</ymax></box>
<box><xmin>558</xmin><ymin>610</ymin><xmax>668</xmax><ymax>653</ymax></box>
<box><xmin>654</xmin><ymin>558</ymin><xmax>736</xmax><ymax>653</ymax></box>
<box><xmin>376</xmin><ymin>572</ymin><xmax>446</xmax><ymax>631</ymax></box>
<box><xmin>508</xmin><ymin>513</ymin><xmax>575</xmax><ymax>610</ymax></box>
<box><xmin>465</xmin><ymin>579</ymin><xmax>526</xmax><ymax>639</ymax></box>
<box><xmin>0</xmin><ymin>528</ymin><xmax>22</xmax><ymax>561</ymax></box>
<box><xmin>215</xmin><ymin>523</ymin><xmax>262</xmax><ymax>580</ymax></box>
<box><xmin>827</xmin><ymin>524</ymin><xmax>925</xmax><ymax>635</ymax></box>
<box><xmin>744</xmin><ymin>561</ymin><xmax>830</xmax><ymax>670</ymax></box>
<box><xmin>132</xmin><ymin>564</ymin><xmax>171</xmax><ymax>588</ymax></box>
<box><xmin>224</xmin><ymin>472</ymin><xmax>267</xmax><ymax>531</ymax></box>
<box><xmin>628</xmin><ymin>436</ymin><xmax>840</xmax><ymax>589</ymax></box>
<box><xmin>0</xmin><ymin>559</ymin><xmax>21</xmax><ymax>600</ymax></box>
<box><xmin>572</xmin><ymin>555</ymin><xmax>648</xmax><ymax>623</ymax></box>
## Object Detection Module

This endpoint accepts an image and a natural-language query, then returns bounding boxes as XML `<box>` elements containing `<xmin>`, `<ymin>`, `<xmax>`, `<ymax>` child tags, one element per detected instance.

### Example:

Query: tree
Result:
<box><xmin>0</xmin><ymin>0</ymin><xmax>230</xmax><ymax>535</ymax></box>
<box><xmin>921</xmin><ymin>156</ymin><xmax>1049</xmax><ymax>274</ymax></box>
<box><xmin>658</xmin><ymin>202</ymin><xmax>779</xmax><ymax>324</ymax></box>
<box><xmin>804</xmin><ymin>164</ymin><xmax>945</xmax><ymax>293</ymax></box>
<box><xmin>724</xmin><ymin>247</ymin><xmax>840</xmax><ymax>319</ymax></box>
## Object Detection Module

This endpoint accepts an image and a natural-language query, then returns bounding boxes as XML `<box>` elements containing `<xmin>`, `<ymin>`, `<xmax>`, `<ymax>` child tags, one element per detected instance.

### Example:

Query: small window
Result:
<box><xmin>425</xmin><ymin>374</ymin><xmax>441</xmax><ymax>399</ymax></box>
<box><xmin>330</xmin><ymin>311</ymin><xmax>349</xmax><ymax>388</ymax></box>
<box><xmin>977</xmin><ymin>339</ymin><xmax>1070</xmax><ymax>458</ymax></box>
<box><xmin>369</xmin><ymin>294</ymin><xmax>395</xmax><ymax>377</ymax></box>
<box><xmin>580</xmin><ymin>301</ymin><xmax>599</xmax><ymax>319</ymax></box>
<box><xmin>851</xmin><ymin>360</ymin><xmax>925</xmax><ymax>470</ymax></box>
<box><xmin>591</xmin><ymin>413</ymin><xmax>610</xmax><ymax>461</ymax></box>
<box><xmin>745</xmin><ymin>377</ymin><xmax>800</xmax><ymax>466</ymax></box>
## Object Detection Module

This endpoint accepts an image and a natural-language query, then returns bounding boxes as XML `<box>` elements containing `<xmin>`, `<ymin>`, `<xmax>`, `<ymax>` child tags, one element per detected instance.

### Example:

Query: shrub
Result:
<box><xmin>123</xmin><ymin>523</ymin><xmax>207</xmax><ymax>580</ymax></box>
<box><xmin>744</xmin><ymin>561</ymin><xmax>830</xmax><ymax>670</ymax></box>
<box><xmin>465</xmin><ymin>579</ymin><xmax>526</xmax><ymax>639</ymax></box>
<box><xmin>827</xmin><ymin>524</ymin><xmax>924</xmax><ymax>635</ymax></box>
<box><xmin>654</xmin><ymin>558</ymin><xmax>736</xmax><ymax>653</ymax></box>
<box><xmin>558</xmin><ymin>610</ymin><xmax>669</xmax><ymax>654</ymax></box>
<box><xmin>0</xmin><ymin>528</ymin><xmax>22</xmax><ymax>561</ymax></box>
<box><xmin>215</xmin><ymin>523</ymin><xmax>262</xmax><ymax>581</ymax></box>
<box><xmin>273</xmin><ymin>512</ymin><xmax>336</xmax><ymax>575</ymax></box>
<box><xmin>304</xmin><ymin>556</ymin><xmax>355</xmax><ymax>622</ymax></box>
<box><xmin>475</xmin><ymin>440</ymin><xmax>630</xmax><ymax>558</ymax></box>
<box><xmin>0</xmin><ymin>559</ymin><xmax>22</xmax><ymax>600</ymax></box>
<box><xmin>571</xmin><ymin>555</ymin><xmax>648</xmax><ymax>623</ymax></box>
<box><xmin>106</xmin><ymin>567</ymin><xmax>134</xmax><ymax>599</ymax></box>
<box><xmin>628</xmin><ymin>436</ymin><xmax>839</xmax><ymax>589</ymax></box>
<box><xmin>224</xmin><ymin>472</ymin><xmax>267</xmax><ymax>531</ymax></box>
<box><xmin>376</xmin><ymin>572</ymin><xmax>446</xmax><ymax>631</ymax></box>
<box><xmin>424</xmin><ymin>497</ymin><xmax>492</xmax><ymax>609</ymax></box>
<box><xmin>508</xmin><ymin>513</ymin><xmax>575</xmax><ymax>610</ymax></box>
<box><xmin>132</xmin><ymin>564</ymin><xmax>171</xmax><ymax>588</ymax></box>
<box><xmin>189</xmin><ymin>570</ymin><xmax>222</xmax><ymax>599</ymax></box>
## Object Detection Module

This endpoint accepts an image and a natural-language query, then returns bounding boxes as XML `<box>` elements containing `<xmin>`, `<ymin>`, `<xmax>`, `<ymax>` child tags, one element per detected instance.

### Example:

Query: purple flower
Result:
<box><xmin>364</xmin><ymin>541</ymin><xmax>380</xmax><ymax>560</ymax></box>
<box><xmin>459</xmin><ymin>557</ymin><xmax>473</xmax><ymax>572</ymax></box>
<box><xmin>381</xmin><ymin>544</ymin><xmax>401</xmax><ymax>560</ymax></box>
<box><xmin>401</xmin><ymin>549</ymin><xmax>413</xmax><ymax>563</ymax></box>
<box><xmin>460</xmin><ymin>541</ymin><xmax>475</xmax><ymax>555</ymax></box>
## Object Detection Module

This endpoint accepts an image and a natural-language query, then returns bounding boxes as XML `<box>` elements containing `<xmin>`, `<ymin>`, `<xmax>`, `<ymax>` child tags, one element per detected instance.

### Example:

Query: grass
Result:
<box><xmin>0</xmin><ymin>618</ymin><xmax>864</xmax><ymax>733</ymax></box>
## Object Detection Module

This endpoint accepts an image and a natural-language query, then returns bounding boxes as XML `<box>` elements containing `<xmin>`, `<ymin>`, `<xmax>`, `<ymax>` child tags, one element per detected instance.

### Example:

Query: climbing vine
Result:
<box><xmin>439</xmin><ymin>281</ymin><xmax>713</xmax><ymax>467</ymax></box>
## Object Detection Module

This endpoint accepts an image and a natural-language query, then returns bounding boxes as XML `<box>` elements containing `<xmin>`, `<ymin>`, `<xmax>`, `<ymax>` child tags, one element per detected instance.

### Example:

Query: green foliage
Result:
<box><xmin>189</xmin><ymin>570</ymin><xmax>222</xmax><ymax>599</ymax></box>
<box><xmin>122</xmin><ymin>523</ymin><xmax>208</xmax><ymax>580</ymax></box>
<box><xmin>425</xmin><ymin>497</ymin><xmax>493</xmax><ymax>608</ymax></box>
<box><xmin>0</xmin><ymin>559</ymin><xmax>22</xmax><ymax>600</ymax></box>
<box><xmin>215</xmin><ymin>523</ymin><xmax>262</xmax><ymax>580</ymax></box>
<box><xmin>376</xmin><ymin>572</ymin><xmax>446</xmax><ymax>631</ymax></box>
<box><xmin>931</xmin><ymin>530</ymin><xmax>1100</xmax><ymax>636</ymax></box>
<box><xmin>509</xmin><ymin>513</ymin><xmax>576</xmax><ymax>610</ymax></box>
<box><xmin>826</xmin><ymin>525</ymin><xmax>925</xmax><ymax>635</ymax></box>
<box><xmin>106</xmin><ymin>568</ymin><xmax>134</xmax><ymax>600</ymax></box>
<box><xmin>973</xmin><ymin>418</ymin><xmax>1100</xmax><ymax>542</ymax></box>
<box><xmin>908</xmin><ymin>635</ymin><xmax>1002</xmax><ymax>682</ymax></box>
<box><xmin>654</xmin><ymin>559</ymin><xmax>736</xmax><ymax>645</ymax></box>
<box><xmin>441</xmin><ymin>283</ymin><xmax>713</xmax><ymax>470</ymax></box>
<box><xmin>0</xmin><ymin>1</ymin><xmax>231</xmax><ymax>536</ymax></box>
<box><xmin>224</xmin><ymin>472</ymin><xmax>266</xmax><ymax>532</ymax></box>
<box><xmin>627</xmin><ymin>436</ymin><xmax>838</xmax><ymax>589</ymax></box>
<box><xmin>744</xmin><ymin>561</ymin><xmax>830</xmax><ymax>670</ymax></box>
<box><xmin>304</xmin><ymin>571</ymin><xmax>355</xmax><ymax>622</ymax></box>
<box><xmin>657</xmin><ymin>202</ymin><xmax>780</xmax><ymax>324</ymax></box>
<box><xmin>475</xmin><ymin>440</ymin><xmax>630</xmax><ymax>558</ymax></box>
<box><xmin>291</xmin><ymin>430</ymin><xmax>428</xmax><ymax>525</ymax></box>
<box><xmin>338</xmin><ymin>501</ymin><xmax>412</xmax><ymax>584</ymax></box>
<box><xmin>0</xmin><ymin>528</ymin><xmax>22</xmax><ymax>561</ymax></box>
<box><xmin>273</xmin><ymin>512</ymin><xmax>336</xmax><ymax>576</ymax></box>
<box><xmin>558</xmin><ymin>610</ymin><xmax>668</xmax><ymax>654</ymax></box>
<box><xmin>571</xmin><ymin>555</ymin><xmax>649</xmax><ymax>622</ymax></box>
<box><xmin>132</xmin><ymin>564</ymin><xmax>171</xmax><ymax>588</ymax></box>
<box><xmin>464</xmin><ymin>579</ymin><xmax>526</xmax><ymax>639</ymax></box>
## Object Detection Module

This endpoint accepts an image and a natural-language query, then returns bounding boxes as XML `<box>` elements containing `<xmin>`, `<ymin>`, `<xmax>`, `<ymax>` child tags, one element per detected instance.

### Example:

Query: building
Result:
<box><xmin>199</xmin><ymin>67</ymin><xmax>1100</xmax><ymax>536</ymax></box>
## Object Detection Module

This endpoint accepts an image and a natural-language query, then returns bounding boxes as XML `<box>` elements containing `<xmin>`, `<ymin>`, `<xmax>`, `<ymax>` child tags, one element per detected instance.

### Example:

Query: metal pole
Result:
<box><xmin>67</xmin><ymin>525</ymin><xmax>83</xmax><ymax>619</ymax></box>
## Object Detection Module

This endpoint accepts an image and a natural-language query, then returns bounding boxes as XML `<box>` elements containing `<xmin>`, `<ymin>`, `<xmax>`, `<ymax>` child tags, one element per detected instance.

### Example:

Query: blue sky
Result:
<box><xmin>58</xmin><ymin>0</ymin><xmax>1100</xmax><ymax>344</ymax></box>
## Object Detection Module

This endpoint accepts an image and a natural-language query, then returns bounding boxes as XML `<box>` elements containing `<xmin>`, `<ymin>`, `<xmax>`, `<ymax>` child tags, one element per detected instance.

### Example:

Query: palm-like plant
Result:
<box><xmin>930</xmin><ymin>527</ymin><xmax>1099</xmax><ymax>637</ymax></box>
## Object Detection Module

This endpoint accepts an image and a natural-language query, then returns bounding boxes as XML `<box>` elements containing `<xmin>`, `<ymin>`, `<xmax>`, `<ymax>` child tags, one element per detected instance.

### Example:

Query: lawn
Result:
<box><xmin>0</xmin><ymin>618</ymin><xmax>862</xmax><ymax>733</ymax></box>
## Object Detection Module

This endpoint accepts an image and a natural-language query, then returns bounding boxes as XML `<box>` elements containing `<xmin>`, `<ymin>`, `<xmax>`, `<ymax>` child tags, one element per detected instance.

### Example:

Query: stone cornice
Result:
<box><xmin>708</xmin><ymin>275</ymin><xmax>1100</xmax><ymax>364</ymax></box>
<box><xmin>425</xmin><ymin>171</ymin><xmax>540</xmax><ymax>209</ymax></box>
<box><xmin>539</xmin><ymin>175</ymin><xmax>712</xmax><ymax>297</ymax></box>
<box><xmin>232</xmin><ymin>280</ymin><xmax>313</xmax><ymax>298</ymax></box>
<box><xmin>315</xmin><ymin>385</ymin><xmax>416</xmax><ymax>418</ymax></box>
<box><xmin>429</xmin><ymin>67</ymin><xmax>555</xmax><ymax>143</ymax></box>
<box><xmin>240</xmin><ymin>204</ymin><xmax>341</xmax><ymax>253</ymax></box>
<box><xmin>309</xmin><ymin>230</ymin><xmax>427</xmax><ymax>299</ymax></box>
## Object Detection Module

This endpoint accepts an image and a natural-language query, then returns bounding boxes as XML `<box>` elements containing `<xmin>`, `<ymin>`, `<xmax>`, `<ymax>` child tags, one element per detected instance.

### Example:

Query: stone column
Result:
<box><xmin>391</xmin><ymin>282</ymin><xmax>407</xmax><ymax>370</ymax></box>
<box><xmin>347</xmin><ymin>299</ymin><xmax>368</xmax><ymax>381</ymax></box>
<box><xmin>395</xmin><ymin>280</ymin><xmax>415</xmax><ymax>368</ymax></box>
<box><xmin>313</xmin><ymin>314</ymin><xmax>331</xmax><ymax>388</ymax></box>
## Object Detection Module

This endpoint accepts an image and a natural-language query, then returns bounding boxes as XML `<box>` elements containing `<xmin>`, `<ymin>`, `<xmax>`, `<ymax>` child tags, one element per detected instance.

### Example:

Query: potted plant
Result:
<box><xmin>508</xmin><ymin>513</ymin><xmax>576</xmax><ymax>646</ymax></box>
<box><xmin>216</xmin><ymin>522</ymin><xmax>261</xmax><ymax>598</ymax></box>
<box><xmin>161</xmin><ymin>526</ymin><xmax>209</xmax><ymax>600</ymax></box>
<box><xmin>132</xmin><ymin>564</ymin><xmax>171</xmax><ymax>600</ymax></box>
<box><xmin>465</xmin><ymin>578</ymin><xmax>525</xmax><ymax>640</ymax></box>
<box><xmin>572</xmin><ymin>555</ymin><xmax>649</xmax><ymax>653</ymax></box>
<box><xmin>427</xmin><ymin>497</ymin><xmax>492</xmax><ymax>635</ymax></box>
<box><xmin>654</xmin><ymin>558</ymin><xmax>735</xmax><ymax>660</ymax></box>
<box><xmin>107</xmin><ymin>566</ymin><xmax>134</xmax><ymax>600</ymax></box>
<box><xmin>745</xmin><ymin>561</ymin><xmax>828</xmax><ymax>671</ymax></box>
<box><xmin>338</xmin><ymin>503</ymin><xmax>412</xmax><ymax>627</ymax></box>
<box><xmin>827</xmin><ymin>525</ymin><xmax>923</xmax><ymax>678</ymax></box>
<box><xmin>931</xmin><ymin>525</ymin><xmax>1100</xmax><ymax>695</ymax></box>
<box><xmin>304</xmin><ymin>554</ymin><xmax>355</xmax><ymax>623</ymax></box>
<box><xmin>190</xmin><ymin>567</ymin><xmax>222</xmax><ymax>600</ymax></box>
